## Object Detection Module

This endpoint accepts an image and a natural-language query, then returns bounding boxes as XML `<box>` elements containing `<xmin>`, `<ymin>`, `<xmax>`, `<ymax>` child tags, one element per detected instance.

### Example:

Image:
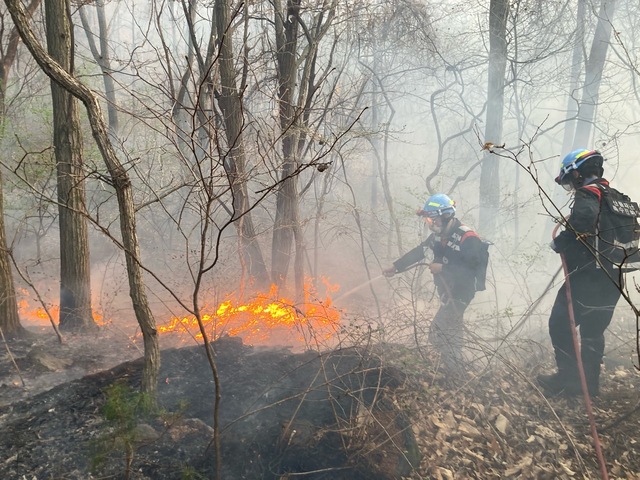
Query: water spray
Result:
<box><xmin>333</xmin><ymin>262</ymin><xmax>432</xmax><ymax>304</ymax></box>
<box><xmin>333</xmin><ymin>274</ymin><xmax>385</xmax><ymax>303</ymax></box>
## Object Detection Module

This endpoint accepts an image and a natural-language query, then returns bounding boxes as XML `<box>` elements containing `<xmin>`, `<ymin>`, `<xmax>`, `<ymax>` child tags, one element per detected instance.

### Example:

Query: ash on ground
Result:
<box><xmin>1</xmin><ymin>330</ymin><xmax>639</xmax><ymax>479</ymax></box>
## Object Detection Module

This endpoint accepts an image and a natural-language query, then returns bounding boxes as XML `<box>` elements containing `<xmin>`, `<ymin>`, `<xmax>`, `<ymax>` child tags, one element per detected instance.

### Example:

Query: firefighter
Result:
<box><xmin>383</xmin><ymin>193</ymin><xmax>487</xmax><ymax>368</ymax></box>
<box><xmin>537</xmin><ymin>149</ymin><xmax>622</xmax><ymax>396</ymax></box>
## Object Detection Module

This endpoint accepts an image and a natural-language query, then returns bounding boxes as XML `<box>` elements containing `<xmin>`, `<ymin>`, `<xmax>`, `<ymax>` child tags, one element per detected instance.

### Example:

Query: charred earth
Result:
<box><xmin>0</xmin><ymin>333</ymin><xmax>418</xmax><ymax>479</ymax></box>
<box><xmin>0</xmin><ymin>330</ymin><xmax>639</xmax><ymax>479</ymax></box>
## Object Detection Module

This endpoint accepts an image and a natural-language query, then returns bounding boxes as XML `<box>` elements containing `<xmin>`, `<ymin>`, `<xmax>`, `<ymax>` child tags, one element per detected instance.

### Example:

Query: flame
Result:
<box><xmin>16</xmin><ymin>279</ymin><xmax>343</xmax><ymax>349</ymax></box>
<box><xmin>159</xmin><ymin>278</ymin><xmax>343</xmax><ymax>347</ymax></box>
<box><xmin>17</xmin><ymin>288</ymin><xmax>105</xmax><ymax>326</ymax></box>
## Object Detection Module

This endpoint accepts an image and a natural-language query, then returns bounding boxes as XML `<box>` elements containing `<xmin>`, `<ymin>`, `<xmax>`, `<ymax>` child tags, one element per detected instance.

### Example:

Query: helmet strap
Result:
<box><xmin>441</xmin><ymin>215</ymin><xmax>455</xmax><ymax>234</ymax></box>
<box><xmin>569</xmin><ymin>170</ymin><xmax>584</xmax><ymax>189</ymax></box>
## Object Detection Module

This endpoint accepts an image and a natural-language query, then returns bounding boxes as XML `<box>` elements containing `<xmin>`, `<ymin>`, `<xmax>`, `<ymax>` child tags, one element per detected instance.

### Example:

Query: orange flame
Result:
<box><xmin>159</xmin><ymin>279</ymin><xmax>342</xmax><ymax>347</ymax></box>
<box><xmin>16</xmin><ymin>279</ymin><xmax>342</xmax><ymax>349</ymax></box>
<box><xmin>17</xmin><ymin>289</ymin><xmax>105</xmax><ymax>326</ymax></box>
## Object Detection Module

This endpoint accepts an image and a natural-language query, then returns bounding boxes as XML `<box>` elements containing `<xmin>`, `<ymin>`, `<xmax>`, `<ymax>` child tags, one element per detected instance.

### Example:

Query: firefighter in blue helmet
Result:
<box><xmin>537</xmin><ymin>149</ymin><xmax>623</xmax><ymax>396</ymax></box>
<box><xmin>383</xmin><ymin>194</ymin><xmax>487</xmax><ymax>369</ymax></box>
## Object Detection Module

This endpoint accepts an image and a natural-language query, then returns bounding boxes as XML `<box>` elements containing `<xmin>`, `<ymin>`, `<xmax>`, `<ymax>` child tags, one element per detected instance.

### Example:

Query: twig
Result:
<box><xmin>0</xmin><ymin>327</ymin><xmax>26</xmax><ymax>387</ymax></box>
<box><xmin>9</xmin><ymin>255</ymin><xmax>63</xmax><ymax>344</ymax></box>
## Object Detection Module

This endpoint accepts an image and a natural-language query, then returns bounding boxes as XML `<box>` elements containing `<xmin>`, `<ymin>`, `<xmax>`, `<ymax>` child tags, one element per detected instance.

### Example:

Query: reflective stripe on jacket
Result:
<box><xmin>392</xmin><ymin>218</ymin><xmax>483</xmax><ymax>302</ymax></box>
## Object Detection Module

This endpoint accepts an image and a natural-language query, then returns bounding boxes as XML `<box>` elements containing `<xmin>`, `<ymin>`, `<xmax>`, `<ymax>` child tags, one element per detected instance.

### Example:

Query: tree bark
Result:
<box><xmin>0</xmin><ymin>0</ymin><xmax>41</xmax><ymax>337</ymax></box>
<box><xmin>0</xmin><ymin>169</ymin><xmax>23</xmax><ymax>336</ymax></box>
<box><xmin>5</xmin><ymin>0</ymin><xmax>160</xmax><ymax>399</ymax></box>
<box><xmin>272</xmin><ymin>0</ymin><xmax>301</xmax><ymax>290</ymax></box>
<box><xmin>214</xmin><ymin>0</ymin><xmax>269</xmax><ymax>288</ymax></box>
<box><xmin>78</xmin><ymin>0</ymin><xmax>119</xmax><ymax>138</ymax></box>
<box><xmin>44</xmin><ymin>0</ymin><xmax>96</xmax><ymax>332</ymax></box>
<box><xmin>573</xmin><ymin>0</ymin><xmax>618</xmax><ymax>147</ymax></box>
<box><xmin>479</xmin><ymin>0</ymin><xmax>509</xmax><ymax>235</ymax></box>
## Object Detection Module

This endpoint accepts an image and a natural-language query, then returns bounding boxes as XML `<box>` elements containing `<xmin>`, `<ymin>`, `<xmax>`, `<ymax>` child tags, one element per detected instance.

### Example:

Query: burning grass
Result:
<box><xmin>16</xmin><ymin>278</ymin><xmax>344</xmax><ymax>349</ymax></box>
<box><xmin>159</xmin><ymin>279</ymin><xmax>343</xmax><ymax>348</ymax></box>
<box><xmin>17</xmin><ymin>288</ymin><xmax>105</xmax><ymax>327</ymax></box>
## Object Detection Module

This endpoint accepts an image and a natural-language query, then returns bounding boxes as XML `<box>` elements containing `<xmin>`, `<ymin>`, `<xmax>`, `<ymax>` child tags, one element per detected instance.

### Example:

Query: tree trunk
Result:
<box><xmin>272</xmin><ymin>0</ymin><xmax>301</xmax><ymax>290</ymax></box>
<box><xmin>0</xmin><ymin>169</ymin><xmax>23</xmax><ymax>336</ymax></box>
<box><xmin>543</xmin><ymin>0</ymin><xmax>587</xmax><ymax>243</ymax></box>
<box><xmin>5</xmin><ymin>0</ymin><xmax>160</xmax><ymax>399</ymax></box>
<box><xmin>44</xmin><ymin>0</ymin><xmax>96</xmax><ymax>332</ymax></box>
<box><xmin>479</xmin><ymin>0</ymin><xmax>509</xmax><ymax>235</ymax></box>
<box><xmin>214</xmin><ymin>0</ymin><xmax>269</xmax><ymax>289</ymax></box>
<box><xmin>560</xmin><ymin>0</ymin><xmax>587</xmax><ymax>155</ymax></box>
<box><xmin>573</xmin><ymin>0</ymin><xmax>618</xmax><ymax>147</ymax></box>
<box><xmin>0</xmin><ymin>0</ymin><xmax>41</xmax><ymax>338</ymax></box>
<box><xmin>78</xmin><ymin>0</ymin><xmax>119</xmax><ymax>137</ymax></box>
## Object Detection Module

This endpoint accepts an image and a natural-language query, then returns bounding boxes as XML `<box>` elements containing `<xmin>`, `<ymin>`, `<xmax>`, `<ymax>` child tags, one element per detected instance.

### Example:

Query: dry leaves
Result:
<box><xmin>385</xmin><ymin>348</ymin><xmax>640</xmax><ymax>480</ymax></box>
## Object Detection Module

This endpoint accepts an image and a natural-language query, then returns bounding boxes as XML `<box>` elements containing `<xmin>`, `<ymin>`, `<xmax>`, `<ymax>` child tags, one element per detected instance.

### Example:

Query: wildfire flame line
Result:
<box><xmin>159</xmin><ymin>280</ymin><xmax>342</xmax><ymax>346</ymax></box>
<box><xmin>17</xmin><ymin>289</ymin><xmax>104</xmax><ymax>325</ymax></box>
<box><xmin>16</xmin><ymin>279</ymin><xmax>342</xmax><ymax>348</ymax></box>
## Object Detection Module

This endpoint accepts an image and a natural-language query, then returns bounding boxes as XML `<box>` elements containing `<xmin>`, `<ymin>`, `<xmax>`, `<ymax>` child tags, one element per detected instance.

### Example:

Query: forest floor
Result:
<box><xmin>0</xmin><ymin>325</ymin><xmax>639</xmax><ymax>479</ymax></box>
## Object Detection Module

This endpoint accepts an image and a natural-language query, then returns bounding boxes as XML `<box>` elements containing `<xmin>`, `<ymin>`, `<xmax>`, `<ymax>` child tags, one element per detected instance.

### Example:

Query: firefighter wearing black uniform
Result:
<box><xmin>383</xmin><ymin>193</ymin><xmax>486</xmax><ymax>368</ymax></box>
<box><xmin>537</xmin><ymin>149</ymin><xmax>622</xmax><ymax>396</ymax></box>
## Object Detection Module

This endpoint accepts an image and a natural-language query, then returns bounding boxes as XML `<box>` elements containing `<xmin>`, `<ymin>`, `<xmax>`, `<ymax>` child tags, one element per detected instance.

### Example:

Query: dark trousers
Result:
<box><xmin>429</xmin><ymin>298</ymin><xmax>469</xmax><ymax>368</ymax></box>
<box><xmin>548</xmin><ymin>270</ymin><xmax>621</xmax><ymax>388</ymax></box>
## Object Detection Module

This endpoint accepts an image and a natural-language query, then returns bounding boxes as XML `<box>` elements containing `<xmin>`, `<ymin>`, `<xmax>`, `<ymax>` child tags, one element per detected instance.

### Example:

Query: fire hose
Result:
<box><xmin>553</xmin><ymin>222</ymin><xmax>609</xmax><ymax>480</ymax></box>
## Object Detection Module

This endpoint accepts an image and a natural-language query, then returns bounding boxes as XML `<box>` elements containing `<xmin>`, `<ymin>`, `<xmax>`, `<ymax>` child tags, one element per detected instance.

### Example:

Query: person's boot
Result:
<box><xmin>581</xmin><ymin>336</ymin><xmax>605</xmax><ymax>397</ymax></box>
<box><xmin>537</xmin><ymin>347</ymin><xmax>580</xmax><ymax>395</ymax></box>
<box><xmin>537</xmin><ymin>371</ymin><xmax>581</xmax><ymax>395</ymax></box>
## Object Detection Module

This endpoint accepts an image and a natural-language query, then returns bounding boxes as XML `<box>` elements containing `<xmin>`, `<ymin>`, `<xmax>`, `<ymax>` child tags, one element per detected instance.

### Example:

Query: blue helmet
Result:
<box><xmin>555</xmin><ymin>149</ymin><xmax>604</xmax><ymax>186</ymax></box>
<box><xmin>418</xmin><ymin>193</ymin><xmax>456</xmax><ymax>218</ymax></box>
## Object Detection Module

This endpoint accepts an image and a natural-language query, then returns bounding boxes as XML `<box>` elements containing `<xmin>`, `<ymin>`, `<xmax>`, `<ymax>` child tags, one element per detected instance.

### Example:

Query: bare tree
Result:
<box><xmin>271</xmin><ymin>0</ymin><xmax>342</xmax><ymax>297</ymax></box>
<box><xmin>44</xmin><ymin>0</ymin><xmax>95</xmax><ymax>332</ymax></box>
<box><xmin>0</xmin><ymin>0</ymin><xmax>40</xmax><ymax>116</ymax></box>
<box><xmin>479</xmin><ymin>0</ymin><xmax>509</xmax><ymax>234</ymax></box>
<box><xmin>271</xmin><ymin>0</ymin><xmax>303</xmax><ymax>291</ymax></box>
<box><xmin>78</xmin><ymin>0</ymin><xmax>119</xmax><ymax>137</ymax></box>
<box><xmin>213</xmin><ymin>0</ymin><xmax>269</xmax><ymax>287</ymax></box>
<box><xmin>168</xmin><ymin>0</ymin><xmax>270</xmax><ymax>289</ymax></box>
<box><xmin>0</xmin><ymin>169</ymin><xmax>22</xmax><ymax>336</ymax></box>
<box><xmin>560</xmin><ymin>0</ymin><xmax>588</xmax><ymax>155</ymax></box>
<box><xmin>4</xmin><ymin>0</ymin><xmax>160</xmax><ymax>399</ymax></box>
<box><xmin>573</xmin><ymin>0</ymin><xmax>618</xmax><ymax>146</ymax></box>
<box><xmin>0</xmin><ymin>0</ymin><xmax>41</xmax><ymax>337</ymax></box>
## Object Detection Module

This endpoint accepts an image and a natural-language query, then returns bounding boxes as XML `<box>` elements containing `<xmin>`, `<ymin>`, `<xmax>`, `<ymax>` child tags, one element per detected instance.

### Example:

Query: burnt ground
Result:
<box><xmin>0</xmin><ymin>328</ymin><xmax>639</xmax><ymax>479</ymax></box>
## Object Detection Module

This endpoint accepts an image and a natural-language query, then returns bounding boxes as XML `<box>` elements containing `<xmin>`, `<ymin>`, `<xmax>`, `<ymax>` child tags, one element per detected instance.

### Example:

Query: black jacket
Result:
<box><xmin>392</xmin><ymin>218</ymin><xmax>484</xmax><ymax>303</ymax></box>
<box><xmin>553</xmin><ymin>178</ymin><xmax>613</xmax><ymax>274</ymax></box>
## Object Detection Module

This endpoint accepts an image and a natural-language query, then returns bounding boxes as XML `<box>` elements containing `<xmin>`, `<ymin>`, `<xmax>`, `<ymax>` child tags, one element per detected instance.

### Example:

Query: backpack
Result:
<box><xmin>474</xmin><ymin>240</ymin><xmax>491</xmax><ymax>291</ymax></box>
<box><xmin>596</xmin><ymin>185</ymin><xmax>640</xmax><ymax>272</ymax></box>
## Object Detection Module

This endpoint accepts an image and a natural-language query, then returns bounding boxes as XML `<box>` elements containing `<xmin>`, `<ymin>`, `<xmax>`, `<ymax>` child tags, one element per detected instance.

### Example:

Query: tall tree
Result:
<box><xmin>542</xmin><ymin>0</ymin><xmax>588</xmax><ymax>243</ymax></box>
<box><xmin>573</xmin><ymin>0</ymin><xmax>618</xmax><ymax>147</ymax></box>
<box><xmin>560</xmin><ymin>0</ymin><xmax>587</xmax><ymax>155</ymax></box>
<box><xmin>212</xmin><ymin>0</ymin><xmax>269</xmax><ymax>287</ymax></box>
<box><xmin>5</xmin><ymin>0</ymin><xmax>160</xmax><ymax>399</ymax></box>
<box><xmin>479</xmin><ymin>0</ymin><xmax>509</xmax><ymax>235</ymax></box>
<box><xmin>168</xmin><ymin>0</ymin><xmax>270</xmax><ymax>289</ymax></box>
<box><xmin>0</xmin><ymin>169</ymin><xmax>22</xmax><ymax>336</ymax></box>
<box><xmin>0</xmin><ymin>0</ymin><xmax>41</xmax><ymax>337</ymax></box>
<box><xmin>78</xmin><ymin>0</ymin><xmax>119</xmax><ymax>138</ymax></box>
<box><xmin>270</xmin><ymin>0</ymin><xmax>338</xmax><ymax>295</ymax></box>
<box><xmin>44</xmin><ymin>0</ymin><xmax>95</xmax><ymax>332</ymax></box>
<box><xmin>271</xmin><ymin>0</ymin><xmax>302</xmax><ymax>290</ymax></box>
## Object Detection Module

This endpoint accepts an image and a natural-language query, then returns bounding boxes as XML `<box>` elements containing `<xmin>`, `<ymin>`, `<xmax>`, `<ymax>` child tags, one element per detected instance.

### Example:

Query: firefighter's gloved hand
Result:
<box><xmin>429</xmin><ymin>263</ymin><xmax>443</xmax><ymax>274</ymax></box>
<box><xmin>549</xmin><ymin>240</ymin><xmax>559</xmax><ymax>252</ymax></box>
<box><xmin>383</xmin><ymin>266</ymin><xmax>396</xmax><ymax>277</ymax></box>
